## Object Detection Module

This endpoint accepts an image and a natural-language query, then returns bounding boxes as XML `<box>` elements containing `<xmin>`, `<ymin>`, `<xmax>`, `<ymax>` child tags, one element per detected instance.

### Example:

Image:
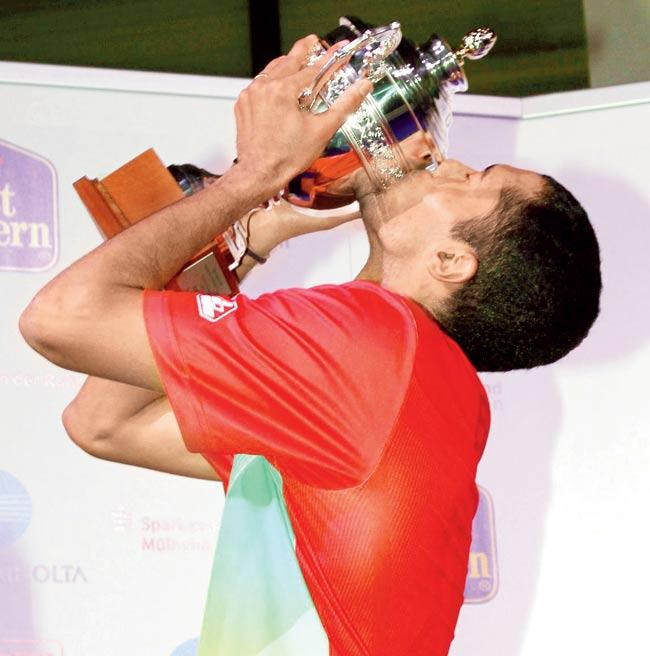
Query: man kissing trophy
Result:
<box><xmin>21</xmin><ymin>11</ymin><xmax>603</xmax><ymax>655</ymax></box>
<box><xmin>74</xmin><ymin>16</ymin><xmax>497</xmax><ymax>296</ymax></box>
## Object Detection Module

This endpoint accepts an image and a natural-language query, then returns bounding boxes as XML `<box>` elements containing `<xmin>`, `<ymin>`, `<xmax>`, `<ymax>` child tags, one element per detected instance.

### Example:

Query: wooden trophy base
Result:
<box><xmin>73</xmin><ymin>149</ymin><xmax>239</xmax><ymax>296</ymax></box>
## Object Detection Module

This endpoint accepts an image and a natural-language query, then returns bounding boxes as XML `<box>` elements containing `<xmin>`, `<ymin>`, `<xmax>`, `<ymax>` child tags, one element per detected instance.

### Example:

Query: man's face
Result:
<box><xmin>372</xmin><ymin>159</ymin><xmax>544</xmax><ymax>256</ymax></box>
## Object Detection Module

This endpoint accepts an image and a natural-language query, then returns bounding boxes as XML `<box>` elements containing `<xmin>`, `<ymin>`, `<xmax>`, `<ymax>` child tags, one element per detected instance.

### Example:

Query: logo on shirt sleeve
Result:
<box><xmin>196</xmin><ymin>294</ymin><xmax>238</xmax><ymax>323</ymax></box>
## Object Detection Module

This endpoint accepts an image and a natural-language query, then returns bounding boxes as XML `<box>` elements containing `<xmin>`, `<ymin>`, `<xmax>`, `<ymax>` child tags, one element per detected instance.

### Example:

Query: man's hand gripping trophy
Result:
<box><xmin>233</xmin><ymin>34</ymin><xmax>372</xmax><ymax>197</ymax></box>
<box><xmin>231</xmin><ymin>34</ymin><xmax>373</xmax><ymax>273</ymax></box>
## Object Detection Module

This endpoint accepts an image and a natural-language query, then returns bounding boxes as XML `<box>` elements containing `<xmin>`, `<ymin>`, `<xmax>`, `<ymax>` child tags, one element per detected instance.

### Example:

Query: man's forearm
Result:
<box><xmin>35</xmin><ymin>166</ymin><xmax>271</xmax><ymax>303</ymax></box>
<box><xmin>63</xmin><ymin>376</ymin><xmax>164</xmax><ymax>445</ymax></box>
<box><xmin>64</xmin><ymin>236</ymin><xmax>270</xmax><ymax>448</ymax></box>
<box><xmin>18</xmin><ymin>39</ymin><xmax>369</xmax><ymax>385</ymax></box>
<box><xmin>17</xmin><ymin>165</ymin><xmax>274</xmax><ymax>385</ymax></box>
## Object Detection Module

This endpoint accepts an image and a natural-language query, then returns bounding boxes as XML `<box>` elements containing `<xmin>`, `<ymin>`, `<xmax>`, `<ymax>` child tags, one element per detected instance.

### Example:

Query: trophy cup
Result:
<box><xmin>74</xmin><ymin>17</ymin><xmax>496</xmax><ymax>296</ymax></box>
<box><xmin>288</xmin><ymin>18</ymin><xmax>496</xmax><ymax>208</ymax></box>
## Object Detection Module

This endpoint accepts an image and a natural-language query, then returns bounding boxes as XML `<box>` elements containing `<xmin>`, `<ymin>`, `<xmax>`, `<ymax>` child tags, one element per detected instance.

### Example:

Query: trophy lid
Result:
<box><xmin>393</xmin><ymin>27</ymin><xmax>496</xmax><ymax>159</ymax></box>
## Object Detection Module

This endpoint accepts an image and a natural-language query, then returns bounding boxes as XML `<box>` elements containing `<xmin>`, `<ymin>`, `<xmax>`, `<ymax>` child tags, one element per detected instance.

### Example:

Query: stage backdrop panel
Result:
<box><xmin>0</xmin><ymin>62</ymin><xmax>648</xmax><ymax>656</ymax></box>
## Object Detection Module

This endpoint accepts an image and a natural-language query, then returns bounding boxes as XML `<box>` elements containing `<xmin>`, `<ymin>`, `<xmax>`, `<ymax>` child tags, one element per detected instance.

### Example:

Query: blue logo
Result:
<box><xmin>0</xmin><ymin>471</ymin><xmax>32</xmax><ymax>548</ymax></box>
<box><xmin>0</xmin><ymin>140</ymin><xmax>58</xmax><ymax>272</ymax></box>
<box><xmin>170</xmin><ymin>638</ymin><xmax>199</xmax><ymax>656</ymax></box>
<box><xmin>464</xmin><ymin>485</ymin><xmax>498</xmax><ymax>602</ymax></box>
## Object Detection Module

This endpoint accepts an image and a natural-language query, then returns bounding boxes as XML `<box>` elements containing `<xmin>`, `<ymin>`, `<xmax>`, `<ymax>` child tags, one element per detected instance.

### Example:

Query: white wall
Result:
<box><xmin>0</xmin><ymin>62</ymin><xmax>648</xmax><ymax>656</ymax></box>
<box><xmin>450</xmin><ymin>84</ymin><xmax>650</xmax><ymax>656</ymax></box>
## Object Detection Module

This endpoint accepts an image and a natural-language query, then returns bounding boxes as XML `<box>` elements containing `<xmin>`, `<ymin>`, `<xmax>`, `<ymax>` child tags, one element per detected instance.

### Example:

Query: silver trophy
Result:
<box><xmin>75</xmin><ymin>17</ymin><xmax>496</xmax><ymax>299</ymax></box>
<box><xmin>167</xmin><ymin>16</ymin><xmax>496</xmax><ymax>288</ymax></box>
<box><xmin>285</xmin><ymin>16</ymin><xmax>497</xmax><ymax>209</ymax></box>
<box><xmin>172</xmin><ymin>16</ymin><xmax>497</xmax><ymax>213</ymax></box>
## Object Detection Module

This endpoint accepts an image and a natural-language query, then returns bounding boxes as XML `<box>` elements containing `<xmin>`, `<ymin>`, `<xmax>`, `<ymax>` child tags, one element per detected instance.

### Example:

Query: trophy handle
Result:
<box><xmin>454</xmin><ymin>27</ymin><xmax>497</xmax><ymax>64</ymax></box>
<box><xmin>299</xmin><ymin>22</ymin><xmax>402</xmax><ymax>111</ymax></box>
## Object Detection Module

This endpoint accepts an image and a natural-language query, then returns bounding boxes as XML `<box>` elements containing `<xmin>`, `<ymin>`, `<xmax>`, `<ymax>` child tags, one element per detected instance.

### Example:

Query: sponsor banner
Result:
<box><xmin>0</xmin><ymin>471</ymin><xmax>32</xmax><ymax>549</ymax></box>
<box><xmin>0</xmin><ymin>564</ymin><xmax>88</xmax><ymax>585</ymax></box>
<box><xmin>111</xmin><ymin>504</ymin><xmax>218</xmax><ymax>554</ymax></box>
<box><xmin>170</xmin><ymin>638</ymin><xmax>199</xmax><ymax>656</ymax></box>
<box><xmin>465</xmin><ymin>485</ymin><xmax>498</xmax><ymax>602</ymax></box>
<box><xmin>0</xmin><ymin>140</ymin><xmax>57</xmax><ymax>272</ymax></box>
<box><xmin>0</xmin><ymin>370</ymin><xmax>84</xmax><ymax>389</ymax></box>
<box><xmin>0</xmin><ymin>640</ymin><xmax>63</xmax><ymax>656</ymax></box>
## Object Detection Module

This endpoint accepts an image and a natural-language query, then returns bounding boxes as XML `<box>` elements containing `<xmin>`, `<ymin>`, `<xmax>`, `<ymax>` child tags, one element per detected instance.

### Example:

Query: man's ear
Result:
<box><xmin>426</xmin><ymin>242</ymin><xmax>478</xmax><ymax>284</ymax></box>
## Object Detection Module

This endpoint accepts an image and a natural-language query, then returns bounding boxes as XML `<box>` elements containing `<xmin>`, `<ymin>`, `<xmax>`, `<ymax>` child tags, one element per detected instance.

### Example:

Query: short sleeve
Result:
<box><xmin>142</xmin><ymin>282</ymin><xmax>416</xmax><ymax>489</ymax></box>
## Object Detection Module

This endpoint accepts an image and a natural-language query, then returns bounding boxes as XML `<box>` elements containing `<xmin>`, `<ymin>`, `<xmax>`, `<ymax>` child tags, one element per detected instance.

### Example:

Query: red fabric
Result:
<box><xmin>143</xmin><ymin>281</ymin><xmax>490</xmax><ymax>656</ymax></box>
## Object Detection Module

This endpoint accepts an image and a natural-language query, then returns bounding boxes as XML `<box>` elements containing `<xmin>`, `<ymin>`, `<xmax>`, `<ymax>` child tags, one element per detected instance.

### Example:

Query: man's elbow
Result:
<box><xmin>62</xmin><ymin>402</ymin><xmax>108</xmax><ymax>456</ymax></box>
<box><xmin>18</xmin><ymin>285</ymin><xmax>91</xmax><ymax>365</ymax></box>
<box><xmin>19</xmin><ymin>293</ymin><xmax>56</xmax><ymax>357</ymax></box>
<box><xmin>62</xmin><ymin>403</ymin><xmax>88</xmax><ymax>452</ymax></box>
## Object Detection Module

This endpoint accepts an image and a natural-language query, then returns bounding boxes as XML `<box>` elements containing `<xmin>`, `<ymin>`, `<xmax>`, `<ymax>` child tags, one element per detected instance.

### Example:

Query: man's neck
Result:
<box><xmin>354</xmin><ymin>189</ymin><xmax>385</xmax><ymax>281</ymax></box>
<box><xmin>352</xmin><ymin>169</ymin><xmax>430</xmax><ymax>285</ymax></box>
<box><xmin>356</xmin><ymin>256</ymin><xmax>382</xmax><ymax>281</ymax></box>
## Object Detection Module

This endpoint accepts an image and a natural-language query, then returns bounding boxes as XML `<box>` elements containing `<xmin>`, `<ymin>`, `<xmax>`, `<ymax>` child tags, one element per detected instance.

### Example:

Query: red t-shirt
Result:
<box><xmin>143</xmin><ymin>280</ymin><xmax>490</xmax><ymax>656</ymax></box>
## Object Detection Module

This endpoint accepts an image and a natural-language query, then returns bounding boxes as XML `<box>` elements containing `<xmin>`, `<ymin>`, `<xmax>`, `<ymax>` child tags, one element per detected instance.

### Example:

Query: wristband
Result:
<box><xmin>244</xmin><ymin>247</ymin><xmax>268</xmax><ymax>264</ymax></box>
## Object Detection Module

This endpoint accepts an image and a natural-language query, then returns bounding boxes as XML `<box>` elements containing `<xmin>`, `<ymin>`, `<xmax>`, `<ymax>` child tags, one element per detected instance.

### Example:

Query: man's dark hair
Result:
<box><xmin>437</xmin><ymin>175</ymin><xmax>602</xmax><ymax>371</ymax></box>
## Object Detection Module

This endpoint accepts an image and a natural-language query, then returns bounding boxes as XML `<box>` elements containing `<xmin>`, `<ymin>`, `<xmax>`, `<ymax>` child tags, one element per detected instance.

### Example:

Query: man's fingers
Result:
<box><xmin>286</xmin><ymin>34</ymin><xmax>321</xmax><ymax>61</ymax></box>
<box><xmin>319</xmin><ymin>78</ymin><xmax>373</xmax><ymax>132</ymax></box>
<box><xmin>256</xmin><ymin>38</ymin><xmax>349</xmax><ymax>88</ymax></box>
<box><xmin>256</xmin><ymin>34</ymin><xmax>321</xmax><ymax>80</ymax></box>
<box><xmin>257</xmin><ymin>56</ymin><xmax>287</xmax><ymax>77</ymax></box>
<box><xmin>289</xmin><ymin>40</ymin><xmax>350</xmax><ymax>91</ymax></box>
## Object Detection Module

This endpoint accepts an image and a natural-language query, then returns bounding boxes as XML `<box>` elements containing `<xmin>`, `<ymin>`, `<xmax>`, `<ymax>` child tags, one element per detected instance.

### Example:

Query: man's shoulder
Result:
<box><xmin>255</xmin><ymin>280</ymin><xmax>422</xmax><ymax>339</ymax></box>
<box><xmin>257</xmin><ymin>280</ymin><xmax>417</xmax><ymax>316</ymax></box>
<box><xmin>242</xmin><ymin>281</ymin><xmax>422</xmax><ymax>369</ymax></box>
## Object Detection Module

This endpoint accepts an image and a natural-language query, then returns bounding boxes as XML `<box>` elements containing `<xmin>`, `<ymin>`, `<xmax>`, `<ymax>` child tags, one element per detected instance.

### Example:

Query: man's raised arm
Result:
<box><xmin>17</xmin><ymin>36</ymin><xmax>372</xmax><ymax>392</ymax></box>
<box><xmin>61</xmin><ymin>197</ymin><xmax>361</xmax><ymax>481</ymax></box>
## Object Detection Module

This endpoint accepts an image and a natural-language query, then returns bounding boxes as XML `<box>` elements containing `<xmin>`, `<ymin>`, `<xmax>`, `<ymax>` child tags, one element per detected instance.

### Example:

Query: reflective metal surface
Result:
<box><xmin>285</xmin><ymin>17</ymin><xmax>497</xmax><ymax>210</ymax></box>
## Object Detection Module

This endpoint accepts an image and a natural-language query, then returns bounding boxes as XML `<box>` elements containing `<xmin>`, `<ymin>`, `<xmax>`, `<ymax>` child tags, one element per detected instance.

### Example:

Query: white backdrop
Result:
<box><xmin>0</xmin><ymin>62</ymin><xmax>648</xmax><ymax>656</ymax></box>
